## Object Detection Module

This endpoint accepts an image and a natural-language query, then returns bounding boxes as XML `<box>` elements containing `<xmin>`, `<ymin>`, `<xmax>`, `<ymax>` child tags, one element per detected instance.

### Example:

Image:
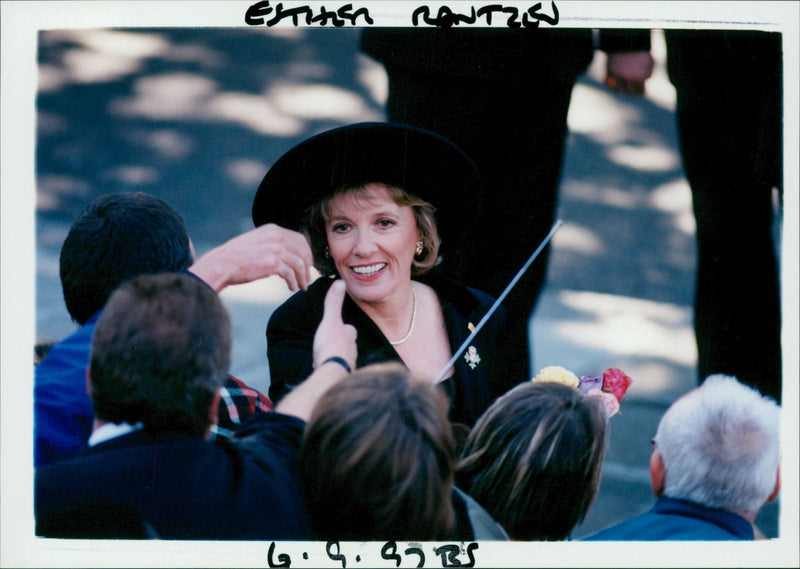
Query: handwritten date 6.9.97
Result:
<box><xmin>267</xmin><ymin>540</ymin><xmax>479</xmax><ymax>568</ymax></box>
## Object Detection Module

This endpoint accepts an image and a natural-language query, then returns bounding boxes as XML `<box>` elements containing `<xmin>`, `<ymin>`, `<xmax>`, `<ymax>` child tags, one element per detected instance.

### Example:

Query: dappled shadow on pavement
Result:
<box><xmin>36</xmin><ymin>28</ymin><xmax>382</xmax><ymax>245</ymax></box>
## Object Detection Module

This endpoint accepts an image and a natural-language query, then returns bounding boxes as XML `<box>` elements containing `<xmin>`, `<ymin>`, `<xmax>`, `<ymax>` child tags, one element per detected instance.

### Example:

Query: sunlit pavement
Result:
<box><xmin>34</xmin><ymin>28</ymin><xmax>779</xmax><ymax>539</ymax></box>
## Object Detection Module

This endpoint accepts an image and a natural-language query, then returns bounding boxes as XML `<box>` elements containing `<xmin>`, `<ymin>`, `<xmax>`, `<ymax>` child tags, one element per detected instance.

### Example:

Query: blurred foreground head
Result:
<box><xmin>90</xmin><ymin>272</ymin><xmax>230</xmax><ymax>437</ymax></box>
<box><xmin>300</xmin><ymin>363</ymin><xmax>457</xmax><ymax>540</ymax></box>
<box><xmin>457</xmin><ymin>381</ymin><xmax>608</xmax><ymax>540</ymax></box>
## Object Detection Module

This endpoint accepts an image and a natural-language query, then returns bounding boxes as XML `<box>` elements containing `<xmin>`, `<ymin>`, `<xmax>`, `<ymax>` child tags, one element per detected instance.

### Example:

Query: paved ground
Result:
<box><xmin>33</xmin><ymin>27</ymin><xmax>782</xmax><ymax>543</ymax></box>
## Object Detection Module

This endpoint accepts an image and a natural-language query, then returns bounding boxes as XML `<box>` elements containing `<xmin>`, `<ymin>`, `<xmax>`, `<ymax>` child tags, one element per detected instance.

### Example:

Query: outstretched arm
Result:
<box><xmin>189</xmin><ymin>223</ymin><xmax>314</xmax><ymax>293</ymax></box>
<box><xmin>275</xmin><ymin>280</ymin><xmax>357</xmax><ymax>421</ymax></box>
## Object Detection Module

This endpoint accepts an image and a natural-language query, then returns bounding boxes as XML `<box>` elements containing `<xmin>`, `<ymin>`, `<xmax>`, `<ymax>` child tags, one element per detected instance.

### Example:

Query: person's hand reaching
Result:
<box><xmin>190</xmin><ymin>224</ymin><xmax>314</xmax><ymax>293</ymax></box>
<box><xmin>276</xmin><ymin>279</ymin><xmax>357</xmax><ymax>420</ymax></box>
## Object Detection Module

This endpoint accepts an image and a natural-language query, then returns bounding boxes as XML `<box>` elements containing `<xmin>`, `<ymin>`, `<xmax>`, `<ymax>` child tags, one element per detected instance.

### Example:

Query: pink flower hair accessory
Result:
<box><xmin>585</xmin><ymin>388</ymin><xmax>621</xmax><ymax>418</ymax></box>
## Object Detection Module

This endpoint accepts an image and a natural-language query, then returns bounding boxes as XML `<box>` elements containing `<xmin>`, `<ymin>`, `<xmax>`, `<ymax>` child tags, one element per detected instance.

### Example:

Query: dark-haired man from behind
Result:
<box><xmin>35</xmin><ymin>273</ymin><xmax>356</xmax><ymax>539</ymax></box>
<box><xmin>35</xmin><ymin>192</ymin><xmax>314</xmax><ymax>467</ymax></box>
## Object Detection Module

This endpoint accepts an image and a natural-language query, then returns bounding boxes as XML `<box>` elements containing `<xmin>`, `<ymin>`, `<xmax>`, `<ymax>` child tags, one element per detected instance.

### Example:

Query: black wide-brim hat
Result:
<box><xmin>252</xmin><ymin>122</ymin><xmax>483</xmax><ymax>253</ymax></box>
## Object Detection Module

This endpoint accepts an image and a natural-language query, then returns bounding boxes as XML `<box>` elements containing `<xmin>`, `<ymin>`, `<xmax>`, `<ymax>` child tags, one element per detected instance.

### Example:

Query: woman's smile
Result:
<box><xmin>350</xmin><ymin>262</ymin><xmax>388</xmax><ymax>279</ymax></box>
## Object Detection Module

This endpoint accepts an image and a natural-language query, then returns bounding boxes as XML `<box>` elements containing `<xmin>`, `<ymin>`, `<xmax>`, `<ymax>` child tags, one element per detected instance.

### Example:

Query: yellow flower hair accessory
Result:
<box><xmin>532</xmin><ymin>366</ymin><xmax>579</xmax><ymax>388</ymax></box>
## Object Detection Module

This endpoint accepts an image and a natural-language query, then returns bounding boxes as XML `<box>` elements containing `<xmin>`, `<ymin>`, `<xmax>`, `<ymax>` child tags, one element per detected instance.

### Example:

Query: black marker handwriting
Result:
<box><xmin>267</xmin><ymin>541</ymin><xmax>291</xmax><ymax>568</ymax></box>
<box><xmin>245</xmin><ymin>1</ymin><xmax>374</xmax><ymax>27</ymax></box>
<box><xmin>266</xmin><ymin>541</ymin><xmax>476</xmax><ymax>568</ymax></box>
<box><xmin>412</xmin><ymin>2</ymin><xmax>559</xmax><ymax>28</ymax></box>
<box><xmin>381</xmin><ymin>541</ymin><xmax>427</xmax><ymax>568</ymax></box>
<box><xmin>405</xmin><ymin>545</ymin><xmax>426</xmax><ymax>568</ymax></box>
<box><xmin>433</xmin><ymin>542</ymin><xmax>479</xmax><ymax>567</ymax></box>
<box><xmin>326</xmin><ymin>541</ymin><xmax>347</xmax><ymax>568</ymax></box>
<box><xmin>381</xmin><ymin>541</ymin><xmax>403</xmax><ymax>567</ymax></box>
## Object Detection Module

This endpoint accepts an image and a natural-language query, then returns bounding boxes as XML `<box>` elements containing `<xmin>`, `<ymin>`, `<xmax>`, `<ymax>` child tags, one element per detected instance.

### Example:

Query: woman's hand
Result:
<box><xmin>189</xmin><ymin>223</ymin><xmax>314</xmax><ymax>293</ymax></box>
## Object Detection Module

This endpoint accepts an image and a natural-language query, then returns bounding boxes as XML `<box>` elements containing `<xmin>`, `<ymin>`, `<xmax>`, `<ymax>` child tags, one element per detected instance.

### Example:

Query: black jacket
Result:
<box><xmin>35</xmin><ymin>413</ymin><xmax>311</xmax><ymax>540</ymax></box>
<box><xmin>267</xmin><ymin>276</ymin><xmax>509</xmax><ymax>427</ymax></box>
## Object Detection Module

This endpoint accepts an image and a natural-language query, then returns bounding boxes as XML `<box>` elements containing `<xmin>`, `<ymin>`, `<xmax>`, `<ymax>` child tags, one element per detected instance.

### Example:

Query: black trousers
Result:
<box><xmin>665</xmin><ymin>30</ymin><xmax>783</xmax><ymax>402</ymax></box>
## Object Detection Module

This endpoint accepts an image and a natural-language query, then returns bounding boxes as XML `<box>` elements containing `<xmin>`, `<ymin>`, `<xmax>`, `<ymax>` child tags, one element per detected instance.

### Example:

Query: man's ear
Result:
<box><xmin>204</xmin><ymin>389</ymin><xmax>222</xmax><ymax>441</ymax></box>
<box><xmin>649</xmin><ymin>448</ymin><xmax>666</xmax><ymax>496</ymax></box>
<box><xmin>766</xmin><ymin>464</ymin><xmax>781</xmax><ymax>504</ymax></box>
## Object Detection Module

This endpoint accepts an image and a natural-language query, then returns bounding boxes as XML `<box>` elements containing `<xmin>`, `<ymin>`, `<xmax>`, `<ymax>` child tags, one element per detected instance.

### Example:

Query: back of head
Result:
<box><xmin>457</xmin><ymin>381</ymin><xmax>608</xmax><ymax>540</ymax></box>
<box><xmin>300</xmin><ymin>363</ymin><xmax>457</xmax><ymax>541</ymax></box>
<box><xmin>655</xmin><ymin>374</ymin><xmax>780</xmax><ymax>513</ymax></box>
<box><xmin>90</xmin><ymin>272</ymin><xmax>231</xmax><ymax>436</ymax></box>
<box><xmin>60</xmin><ymin>192</ymin><xmax>194</xmax><ymax>324</ymax></box>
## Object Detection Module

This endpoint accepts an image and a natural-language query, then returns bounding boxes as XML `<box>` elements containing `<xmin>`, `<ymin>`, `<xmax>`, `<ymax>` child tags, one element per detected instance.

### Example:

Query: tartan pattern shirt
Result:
<box><xmin>210</xmin><ymin>376</ymin><xmax>273</xmax><ymax>440</ymax></box>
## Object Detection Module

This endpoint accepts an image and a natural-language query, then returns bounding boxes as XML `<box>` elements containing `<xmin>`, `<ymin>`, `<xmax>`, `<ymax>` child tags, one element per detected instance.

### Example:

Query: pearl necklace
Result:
<box><xmin>389</xmin><ymin>285</ymin><xmax>418</xmax><ymax>346</ymax></box>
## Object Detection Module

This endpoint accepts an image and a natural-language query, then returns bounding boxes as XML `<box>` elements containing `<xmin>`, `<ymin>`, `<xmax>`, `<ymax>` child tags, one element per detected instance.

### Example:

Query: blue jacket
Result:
<box><xmin>584</xmin><ymin>496</ymin><xmax>754</xmax><ymax>541</ymax></box>
<box><xmin>34</xmin><ymin>314</ymin><xmax>99</xmax><ymax>468</ymax></box>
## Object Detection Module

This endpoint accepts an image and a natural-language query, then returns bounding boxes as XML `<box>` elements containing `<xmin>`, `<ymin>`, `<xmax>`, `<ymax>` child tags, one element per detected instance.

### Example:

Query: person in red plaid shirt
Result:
<box><xmin>211</xmin><ymin>375</ymin><xmax>273</xmax><ymax>439</ymax></box>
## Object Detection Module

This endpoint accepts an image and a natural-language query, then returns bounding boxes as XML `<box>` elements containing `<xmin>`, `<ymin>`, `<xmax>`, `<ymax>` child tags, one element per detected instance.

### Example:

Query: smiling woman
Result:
<box><xmin>252</xmin><ymin>122</ymin><xmax>516</xmax><ymax>430</ymax></box>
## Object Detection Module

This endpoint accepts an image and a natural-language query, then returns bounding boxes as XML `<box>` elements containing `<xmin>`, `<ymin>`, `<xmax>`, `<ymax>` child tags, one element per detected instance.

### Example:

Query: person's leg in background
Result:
<box><xmin>666</xmin><ymin>30</ymin><xmax>783</xmax><ymax>402</ymax></box>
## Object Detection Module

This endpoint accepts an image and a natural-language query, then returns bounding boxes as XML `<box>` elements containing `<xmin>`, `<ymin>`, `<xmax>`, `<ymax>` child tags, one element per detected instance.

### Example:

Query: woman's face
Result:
<box><xmin>325</xmin><ymin>184</ymin><xmax>421</xmax><ymax>305</ymax></box>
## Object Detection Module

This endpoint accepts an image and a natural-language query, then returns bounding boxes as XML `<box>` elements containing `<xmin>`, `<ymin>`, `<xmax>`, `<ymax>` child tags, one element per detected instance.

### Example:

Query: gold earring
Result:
<box><xmin>324</xmin><ymin>246</ymin><xmax>330</xmax><ymax>258</ymax></box>
<box><xmin>415</xmin><ymin>241</ymin><xmax>424</xmax><ymax>256</ymax></box>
